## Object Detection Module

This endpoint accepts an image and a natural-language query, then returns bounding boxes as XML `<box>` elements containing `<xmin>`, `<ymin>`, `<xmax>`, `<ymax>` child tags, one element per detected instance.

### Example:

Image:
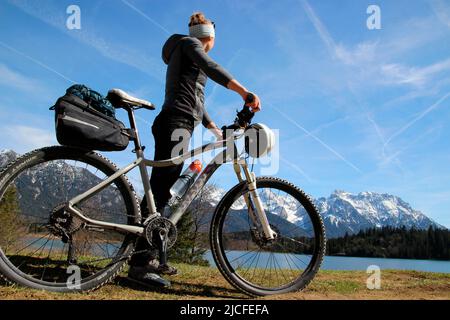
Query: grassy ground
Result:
<box><xmin>0</xmin><ymin>263</ymin><xmax>449</xmax><ymax>300</ymax></box>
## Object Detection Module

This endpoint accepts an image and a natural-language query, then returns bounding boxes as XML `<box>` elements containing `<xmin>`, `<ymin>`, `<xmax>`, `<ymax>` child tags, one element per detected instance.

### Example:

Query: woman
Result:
<box><xmin>128</xmin><ymin>12</ymin><xmax>261</xmax><ymax>287</ymax></box>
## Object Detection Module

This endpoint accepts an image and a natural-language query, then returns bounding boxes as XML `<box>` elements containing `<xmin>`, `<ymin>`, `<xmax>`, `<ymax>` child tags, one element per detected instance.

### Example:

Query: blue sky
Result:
<box><xmin>1</xmin><ymin>0</ymin><xmax>449</xmax><ymax>227</ymax></box>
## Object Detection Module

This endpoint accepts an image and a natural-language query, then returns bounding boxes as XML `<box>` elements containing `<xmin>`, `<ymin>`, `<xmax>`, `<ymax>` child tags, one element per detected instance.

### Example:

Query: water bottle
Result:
<box><xmin>168</xmin><ymin>160</ymin><xmax>202</xmax><ymax>207</ymax></box>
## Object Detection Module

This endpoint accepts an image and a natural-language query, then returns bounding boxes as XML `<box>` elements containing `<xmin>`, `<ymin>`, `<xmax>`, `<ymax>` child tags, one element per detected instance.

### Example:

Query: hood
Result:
<box><xmin>162</xmin><ymin>34</ymin><xmax>188</xmax><ymax>65</ymax></box>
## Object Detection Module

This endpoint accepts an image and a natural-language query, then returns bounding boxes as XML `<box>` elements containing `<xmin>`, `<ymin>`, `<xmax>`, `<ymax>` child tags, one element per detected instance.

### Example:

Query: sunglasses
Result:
<box><xmin>211</xmin><ymin>21</ymin><xmax>216</xmax><ymax>29</ymax></box>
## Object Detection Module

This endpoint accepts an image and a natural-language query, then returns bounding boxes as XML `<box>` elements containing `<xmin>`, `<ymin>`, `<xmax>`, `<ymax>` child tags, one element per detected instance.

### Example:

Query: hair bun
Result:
<box><xmin>189</xmin><ymin>11</ymin><xmax>210</xmax><ymax>26</ymax></box>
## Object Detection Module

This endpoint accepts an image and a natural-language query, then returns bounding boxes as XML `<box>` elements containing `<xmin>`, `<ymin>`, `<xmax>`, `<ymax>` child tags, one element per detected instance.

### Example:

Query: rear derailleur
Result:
<box><xmin>47</xmin><ymin>203</ymin><xmax>83</xmax><ymax>265</ymax></box>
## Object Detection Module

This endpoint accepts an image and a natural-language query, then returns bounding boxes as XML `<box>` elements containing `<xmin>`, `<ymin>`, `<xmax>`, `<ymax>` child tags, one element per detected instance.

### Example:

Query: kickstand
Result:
<box><xmin>67</xmin><ymin>236</ymin><xmax>77</xmax><ymax>265</ymax></box>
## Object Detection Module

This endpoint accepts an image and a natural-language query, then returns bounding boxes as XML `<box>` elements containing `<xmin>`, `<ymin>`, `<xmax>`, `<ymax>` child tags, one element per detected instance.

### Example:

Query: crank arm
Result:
<box><xmin>155</xmin><ymin>229</ymin><xmax>169</xmax><ymax>266</ymax></box>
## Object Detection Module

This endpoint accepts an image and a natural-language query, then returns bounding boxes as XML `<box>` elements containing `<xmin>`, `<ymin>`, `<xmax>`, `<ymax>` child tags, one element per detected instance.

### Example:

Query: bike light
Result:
<box><xmin>244</xmin><ymin>123</ymin><xmax>275</xmax><ymax>158</ymax></box>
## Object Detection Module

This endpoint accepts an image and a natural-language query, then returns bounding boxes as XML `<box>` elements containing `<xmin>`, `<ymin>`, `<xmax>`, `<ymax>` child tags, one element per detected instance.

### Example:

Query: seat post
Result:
<box><xmin>126</xmin><ymin>106</ymin><xmax>158</xmax><ymax>216</ymax></box>
<box><xmin>127</xmin><ymin>107</ymin><xmax>142</xmax><ymax>152</ymax></box>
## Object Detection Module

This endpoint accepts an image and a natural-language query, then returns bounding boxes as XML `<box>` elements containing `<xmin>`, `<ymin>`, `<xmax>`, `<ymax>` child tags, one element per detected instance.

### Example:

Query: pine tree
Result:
<box><xmin>169</xmin><ymin>209</ymin><xmax>209</xmax><ymax>266</ymax></box>
<box><xmin>327</xmin><ymin>226</ymin><xmax>450</xmax><ymax>260</ymax></box>
<box><xmin>0</xmin><ymin>185</ymin><xmax>22</xmax><ymax>250</ymax></box>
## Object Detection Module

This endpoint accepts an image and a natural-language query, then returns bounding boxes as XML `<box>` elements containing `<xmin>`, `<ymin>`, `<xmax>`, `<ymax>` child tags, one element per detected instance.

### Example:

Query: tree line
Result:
<box><xmin>326</xmin><ymin>226</ymin><xmax>450</xmax><ymax>260</ymax></box>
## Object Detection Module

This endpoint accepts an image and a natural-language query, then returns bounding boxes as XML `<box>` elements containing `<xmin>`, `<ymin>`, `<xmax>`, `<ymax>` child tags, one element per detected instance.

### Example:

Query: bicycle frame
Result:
<box><xmin>66</xmin><ymin>107</ymin><xmax>276</xmax><ymax>240</ymax></box>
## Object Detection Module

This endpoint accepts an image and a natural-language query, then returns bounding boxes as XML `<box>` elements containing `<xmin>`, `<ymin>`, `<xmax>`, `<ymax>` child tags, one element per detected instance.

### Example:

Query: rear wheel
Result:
<box><xmin>210</xmin><ymin>177</ymin><xmax>326</xmax><ymax>296</ymax></box>
<box><xmin>0</xmin><ymin>146</ymin><xmax>140</xmax><ymax>292</ymax></box>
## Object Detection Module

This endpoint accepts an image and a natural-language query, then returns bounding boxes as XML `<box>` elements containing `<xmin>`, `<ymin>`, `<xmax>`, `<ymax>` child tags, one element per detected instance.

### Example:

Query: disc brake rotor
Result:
<box><xmin>250</xmin><ymin>224</ymin><xmax>280</xmax><ymax>249</ymax></box>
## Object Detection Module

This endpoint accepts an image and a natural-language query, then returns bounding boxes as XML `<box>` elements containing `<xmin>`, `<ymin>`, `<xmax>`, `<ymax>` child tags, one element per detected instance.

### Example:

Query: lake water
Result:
<box><xmin>203</xmin><ymin>251</ymin><xmax>450</xmax><ymax>273</ymax></box>
<box><xmin>24</xmin><ymin>238</ymin><xmax>450</xmax><ymax>273</ymax></box>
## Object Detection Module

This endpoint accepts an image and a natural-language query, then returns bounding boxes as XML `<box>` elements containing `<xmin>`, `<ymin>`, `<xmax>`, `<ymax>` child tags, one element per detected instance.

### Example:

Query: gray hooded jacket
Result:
<box><xmin>161</xmin><ymin>34</ymin><xmax>234</xmax><ymax>127</ymax></box>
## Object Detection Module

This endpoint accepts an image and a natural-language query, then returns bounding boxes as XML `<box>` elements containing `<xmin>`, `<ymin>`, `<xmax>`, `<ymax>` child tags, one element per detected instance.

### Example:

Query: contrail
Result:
<box><xmin>382</xmin><ymin>126</ymin><xmax>438</xmax><ymax>166</ymax></box>
<box><xmin>280</xmin><ymin>156</ymin><xmax>313</xmax><ymax>183</ymax></box>
<box><xmin>270</xmin><ymin>102</ymin><xmax>362</xmax><ymax>174</ymax></box>
<box><xmin>0</xmin><ymin>41</ymin><xmax>76</xmax><ymax>84</ymax></box>
<box><xmin>300</xmin><ymin>0</ymin><xmax>337</xmax><ymax>57</ymax></box>
<box><xmin>384</xmin><ymin>91</ymin><xmax>450</xmax><ymax>150</ymax></box>
<box><xmin>121</xmin><ymin>0</ymin><xmax>171</xmax><ymax>35</ymax></box>
<box><xmin>135</xmin><ymin>114</ymin><xmax>153</xmax><ymax>126</ymax></box>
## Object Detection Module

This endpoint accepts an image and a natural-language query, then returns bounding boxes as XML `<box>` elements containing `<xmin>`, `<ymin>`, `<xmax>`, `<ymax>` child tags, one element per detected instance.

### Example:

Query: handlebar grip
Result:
<box><xmin>245</xmin><ymin>92</ymin><xmax>255</xmax><ymax>105</ymax></box>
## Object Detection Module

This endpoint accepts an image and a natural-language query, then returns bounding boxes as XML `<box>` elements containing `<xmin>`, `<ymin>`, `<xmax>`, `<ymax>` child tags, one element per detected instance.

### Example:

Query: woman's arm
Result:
<box><xmin>184</xmin><ymin>38</ymin><xmax>261</xmax><ymax>136</ymax></box>
<box><xmin>206</xmin><ymin>121</ymin><xmax>223</xmax><ymax>139</ymax></box>
<box><xmin>202</xmin><ymin>108</ymin><xmax>223</xmax><ymax>139</ymax></box>
<box><xmin>202</xmin><ymin>80</ymin><xmax>261</xmax><ymax>139</ymax></box>
<box><xmin>183</xmin><ymin>38</ymin><xmax>261</xmax><ymax>111</ymax></box>
<box><xmin>227</xmin><ymin>79</ymin><xmax>261</xmax><ymax>111</ymax></box>
<box><xmin>183</xmin><ymin>38</ymin><xmax>234</xmax><ymax>88</ymax></box>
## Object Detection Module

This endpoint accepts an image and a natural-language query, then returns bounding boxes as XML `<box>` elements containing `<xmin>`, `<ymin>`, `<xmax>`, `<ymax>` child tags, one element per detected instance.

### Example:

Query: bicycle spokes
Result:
<box><xmin>220</xmin><ymin>184</ymin><xmax>319</xmax><ymax>290</ymax></box>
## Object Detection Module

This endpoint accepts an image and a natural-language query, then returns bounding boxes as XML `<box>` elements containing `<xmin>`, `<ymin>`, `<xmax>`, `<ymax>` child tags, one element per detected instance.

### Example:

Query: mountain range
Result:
<box><xmin>0</xmin><ymin>149</ymin><xmax>445</xmax><ymax>238</ymax></box>
<box><xmin>0</xmin><ymin>149</ymin><xmax>127</xmax><ymax>224</ymax></box>
<box><xmin>199</xmin><ymin>184</ymin><xmax>443</xmax><ymax>238</ymax></box>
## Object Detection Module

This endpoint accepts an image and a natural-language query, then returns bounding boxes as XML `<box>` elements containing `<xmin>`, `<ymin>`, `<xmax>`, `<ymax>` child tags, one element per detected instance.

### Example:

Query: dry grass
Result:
<box><xmin>0</xmin><ymin>263</ymin><xmax>449</xmax><ymax>300</ymax></box>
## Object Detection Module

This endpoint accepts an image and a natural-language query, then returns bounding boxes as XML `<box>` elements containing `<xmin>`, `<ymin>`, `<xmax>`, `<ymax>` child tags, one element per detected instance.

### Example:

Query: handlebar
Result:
<box><xmin>221</xmin><ymin>106</ymin><xmax>255</xmax><ymax>139</ymax></box>
<box><xmin>220</xmin><ymin>93</ymin><xmax>257</xmax><ymax>139</ymax></box>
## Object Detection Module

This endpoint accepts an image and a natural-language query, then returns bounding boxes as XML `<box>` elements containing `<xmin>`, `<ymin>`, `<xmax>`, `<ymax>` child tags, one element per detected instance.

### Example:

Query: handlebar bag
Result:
<box><xmin>51</xmin><ymin>93</ymin><xmax>130</xmax><ymax>152</ymax></box>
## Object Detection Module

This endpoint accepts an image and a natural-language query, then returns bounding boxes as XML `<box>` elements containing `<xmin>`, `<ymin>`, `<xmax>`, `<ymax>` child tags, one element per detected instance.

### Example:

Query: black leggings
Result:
<box><xmin>130</xmin><ymin>112</ymin><xmax>194</xmax><ymax>266</ymax></box>
<box><xmin>149</xmin><ymin>113</ymin><xmax>193</xmax><ymax>212</ymax></box>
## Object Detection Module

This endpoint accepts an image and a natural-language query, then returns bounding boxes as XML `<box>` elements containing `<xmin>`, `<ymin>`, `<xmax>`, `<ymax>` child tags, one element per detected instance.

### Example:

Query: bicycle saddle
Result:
<box><xmin>107</xmin><ymin>88</ymin><xmax>155</xmax><ymax>110</ymax></box>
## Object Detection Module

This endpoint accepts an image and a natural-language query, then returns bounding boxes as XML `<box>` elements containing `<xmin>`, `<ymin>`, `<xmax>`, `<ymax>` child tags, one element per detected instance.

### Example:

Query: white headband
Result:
<box><xmin>189</xmin><ymin>23</ymin><xmax>215</xmax><ymax>39</ymax></box>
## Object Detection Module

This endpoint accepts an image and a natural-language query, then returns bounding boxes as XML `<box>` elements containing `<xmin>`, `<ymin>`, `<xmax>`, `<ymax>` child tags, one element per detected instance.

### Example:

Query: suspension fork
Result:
<box><xmin>233</xmin><ymin>160</ymin><xmax>276</xmax><ymax>240</ymax></box>
<box><xmin>232</xmin><ymin>161</ymin><xmax>258</xmax><ymax>226</ymax></box>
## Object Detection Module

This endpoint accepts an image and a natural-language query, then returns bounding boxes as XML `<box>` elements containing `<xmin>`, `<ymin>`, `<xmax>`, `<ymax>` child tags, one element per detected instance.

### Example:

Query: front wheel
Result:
<box><xmin>210</xmin><ymin>177</ymin><xmax>326</xmax><ymax>296</ymax></box>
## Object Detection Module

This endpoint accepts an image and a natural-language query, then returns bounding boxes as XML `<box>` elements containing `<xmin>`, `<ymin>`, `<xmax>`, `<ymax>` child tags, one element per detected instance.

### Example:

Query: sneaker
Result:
<box><xmin>144</xmin><ymin>259</ymin><xmax>178</xmax><ymax>276</ymax></box>
<box><xmin>128</xmin><ymin>266</ymin><xmax>171</xmax><ymax>288</ymax></box>
<box><xmin>157</xmin><ymin>263</ymin><xmax>178</xmax><ymax>276</ymax></box>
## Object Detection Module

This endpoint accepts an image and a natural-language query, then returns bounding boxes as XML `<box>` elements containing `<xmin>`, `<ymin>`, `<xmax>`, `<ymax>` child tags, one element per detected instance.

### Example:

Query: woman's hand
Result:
<box><xmin>226</xmin><ymin>80</ymin><xmax>262</xmax><ymax>113</ymax></box>
<box><xmin>244</xmin><ymin>92</ymin><xmax>261</xmax><ymax>112</ymax></box>
<box><xmin>207</xmin><ymin>122</ymin><xmax>223</xmax><ymax>140</ymax></box>
<box><xmin>212</xmin><ymin>127</ymin><xmax>223</xmax><ymax>140</ymax></box>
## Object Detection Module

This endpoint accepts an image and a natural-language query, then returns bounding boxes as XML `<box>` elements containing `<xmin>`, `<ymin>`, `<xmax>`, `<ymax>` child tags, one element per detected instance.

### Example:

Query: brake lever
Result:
<box><xmin>222</xmin><ymin>95</ymin><xmax>257</xmax><ymax>139</ymax></box>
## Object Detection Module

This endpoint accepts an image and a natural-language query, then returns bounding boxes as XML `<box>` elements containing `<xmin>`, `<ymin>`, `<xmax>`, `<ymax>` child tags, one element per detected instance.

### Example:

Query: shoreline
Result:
<box><xmin>0</xmin><ymin>266</ymin><xmax>448</xmax><ymax>300</ymax></box>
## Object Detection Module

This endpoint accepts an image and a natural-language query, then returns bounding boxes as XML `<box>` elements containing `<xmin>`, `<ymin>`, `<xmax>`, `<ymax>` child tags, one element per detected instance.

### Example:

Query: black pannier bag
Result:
<box><xmin>51</xmin><ymin>93</ymin><xmax>130</xmax><ymax>152</ymax></box>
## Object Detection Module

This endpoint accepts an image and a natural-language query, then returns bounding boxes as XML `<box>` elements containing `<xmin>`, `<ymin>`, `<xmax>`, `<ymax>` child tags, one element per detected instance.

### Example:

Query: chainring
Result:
<box><xmin>145</xmin><ymin>217</ymin><xmax>177</xmax><ymax>249</ymax></box>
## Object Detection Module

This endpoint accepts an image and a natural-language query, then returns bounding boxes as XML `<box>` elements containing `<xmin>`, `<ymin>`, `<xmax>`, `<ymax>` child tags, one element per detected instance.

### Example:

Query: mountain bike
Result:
<box><xmin>0</xmin><ymin>91</ymin><xmax>326</xmax><ymax>296</ymax></box>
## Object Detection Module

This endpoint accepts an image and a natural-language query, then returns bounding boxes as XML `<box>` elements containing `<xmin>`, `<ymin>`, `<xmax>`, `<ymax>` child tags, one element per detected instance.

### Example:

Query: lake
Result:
<box><xmin>203</xmin><ymin>250</ymin><xmax>450</xmax><ymax>273</ymax></box>
<box><xmin>22</xmin><ymin>237</ymin><xmax>450</xmax><ymax>273</ymax></box>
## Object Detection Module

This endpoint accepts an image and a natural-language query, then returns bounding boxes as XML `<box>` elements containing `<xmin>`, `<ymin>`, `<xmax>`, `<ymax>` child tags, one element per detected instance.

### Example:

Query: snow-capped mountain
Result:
<box><xmin>198</xmin><ymin>185</ymin><xmax>443</xmax><ymax>238</ymax></box>
<box><xmin>316</xmin><ymin>190</ymin><xmax>442</xmax><ymax>238</ymax></box>
<box><xmin>0</xmin><ymin>149</ymin><xmax>126</xmax><ymax>223</ymax></box>
<box><xmin>0</xmin><ymin>149</ymin><xmax>18</xmax><ymax>169</ymax></box>
<box><xmin>0</xmin><ymin>149</ymin><xmax>444</xmax><ymax>238</ymax></box>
